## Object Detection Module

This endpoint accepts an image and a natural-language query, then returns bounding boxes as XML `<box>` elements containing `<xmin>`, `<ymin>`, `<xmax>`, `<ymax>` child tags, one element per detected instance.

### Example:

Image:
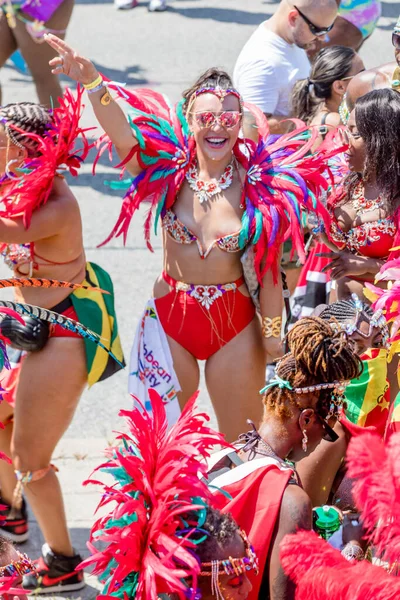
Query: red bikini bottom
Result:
<box><xmin>49</xmin><ymin>296</ymin><xmax>81</xmax><ymax>339</ymax></box>
<box><xmin>155</xmin><ymin>271</ymin><xmax>255</xmax><ymax>361</ymax></box>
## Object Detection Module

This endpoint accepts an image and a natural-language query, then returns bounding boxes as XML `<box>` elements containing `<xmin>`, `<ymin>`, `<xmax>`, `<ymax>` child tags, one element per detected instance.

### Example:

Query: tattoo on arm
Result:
<box><xmin>287</xmin><ymin>494</ymin><xmax>312</xmax><ymax>531</ymax></box>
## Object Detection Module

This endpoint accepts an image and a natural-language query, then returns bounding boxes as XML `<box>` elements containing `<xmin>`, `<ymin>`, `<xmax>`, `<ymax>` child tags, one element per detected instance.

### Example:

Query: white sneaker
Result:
<box><xmin>114</xmin><ymin>0</ymin><xmax>137</xmax><ymax>9</ymax></box>
<box><xmin>148</xmin><ymin>0</ymin><xmax>167</xmax><ymax>11</ymax></box>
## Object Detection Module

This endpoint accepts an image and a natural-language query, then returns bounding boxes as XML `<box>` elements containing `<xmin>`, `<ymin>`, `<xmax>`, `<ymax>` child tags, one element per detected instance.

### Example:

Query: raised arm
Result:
<box><xmin>45</xmin><ymin>34</ymin><xmax>141</xmax><ymax>176</ymax></box>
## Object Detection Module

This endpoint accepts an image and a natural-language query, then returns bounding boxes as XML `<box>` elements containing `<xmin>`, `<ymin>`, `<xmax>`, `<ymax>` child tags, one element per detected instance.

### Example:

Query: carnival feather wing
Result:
<box><xmin>82</xmin><ymin>388</ymin><xmax>229</xmax><ymax>600</ymax></box>
<box><xmin>281</xmin><ymin>530</ymin><xmax>400</xmax><ymax>600</ymax></box>
<box><xmin>0</xmin><ymin>86</ymin><xmax>92</xmax><ymax>227</ymax></box>
<box><xmin>238</xmin><ymin>116</ymin><xmax>344</xmax><ymax>282</ymax></box>
<box><xmin>347</xmin><ymin>432</ymin><xmax>400</xmax><ymax>565</ymax></box>
<box><xmin>93</xmin><ymin>83</ymin><xmax>194</xmax><ymax>249</ymax></box>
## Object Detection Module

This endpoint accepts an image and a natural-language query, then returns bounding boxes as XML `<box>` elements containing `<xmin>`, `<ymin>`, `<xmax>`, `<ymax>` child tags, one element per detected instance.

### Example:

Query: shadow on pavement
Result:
<box><xmin>168</xmin><ymin>6</ymin><xmax>270</xmax><ymax>24</ymax></box>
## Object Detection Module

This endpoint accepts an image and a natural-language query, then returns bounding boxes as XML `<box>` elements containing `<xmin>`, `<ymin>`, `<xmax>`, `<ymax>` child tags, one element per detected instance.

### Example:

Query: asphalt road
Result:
<box><xmin>1</xmin><ymin>0</ymin><xmax>399</xmax><ymax>439</ymax></box>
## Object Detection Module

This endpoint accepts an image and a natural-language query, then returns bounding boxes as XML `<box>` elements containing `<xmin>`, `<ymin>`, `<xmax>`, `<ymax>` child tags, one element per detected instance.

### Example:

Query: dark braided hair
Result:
<box><xmin>189</xmin><ymin>506</ymin><xmax>240</xmax><ymax>563</ymax></box>
<box><xmin>319</xmin><ymin>299</ymin><xmax>373</xmax><ymax>323</ymax></box>
<box><xmin>0</xmin><ymin>102</ymin><xmax>53</xmax><ymax>157</ymax></box>
<box><xmin>263</xmin><ymin>317</ymin><xmax>362</xmax><ymax>419</ymax></box>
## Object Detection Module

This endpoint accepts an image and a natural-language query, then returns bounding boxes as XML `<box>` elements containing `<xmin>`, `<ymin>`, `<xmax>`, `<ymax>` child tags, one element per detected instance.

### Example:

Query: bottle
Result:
<box><xmin>313</xmin><ymin>505</ymin><xmax>342</xmax><ymax>541</ymax></box>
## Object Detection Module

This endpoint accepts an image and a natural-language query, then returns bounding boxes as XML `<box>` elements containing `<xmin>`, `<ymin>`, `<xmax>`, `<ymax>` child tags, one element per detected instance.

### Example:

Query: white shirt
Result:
<box><xmin>233</xmin><ymin>23</ymin><xmax>310</xmax><ymax>116</ymax></box>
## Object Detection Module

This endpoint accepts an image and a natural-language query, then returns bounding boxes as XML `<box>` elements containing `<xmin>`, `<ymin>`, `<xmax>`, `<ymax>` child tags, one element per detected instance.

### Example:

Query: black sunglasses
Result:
<box><xmin>294</xmin><ymin>5</ymin><xmax>335</xmax><ymax>37</ymax></box>
<box><xmin>393</xmin><ymin>32</ymin><xmax>400</xmax><ymax>50</ymax></box>
<box><xmin>316</xmin><ymin>413</ymin><xmax>339</xmax><ymax>443</ymax></box>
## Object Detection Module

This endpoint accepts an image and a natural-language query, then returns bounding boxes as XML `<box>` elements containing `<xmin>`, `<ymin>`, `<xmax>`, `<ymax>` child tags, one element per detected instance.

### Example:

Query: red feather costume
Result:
<box><xmin>280</xmin><ymin>432</ymin><xmax>400</xmax><ymax>599</ymax></box>
<box><xmin>80</xmin><ymin>389</ymin><xmax>230</xmax><ymax>600</ymax></box>
<box><xmin>95</xmin><ymin>83</ymin><xmax>345</xmax><ymax>282</ymax></box>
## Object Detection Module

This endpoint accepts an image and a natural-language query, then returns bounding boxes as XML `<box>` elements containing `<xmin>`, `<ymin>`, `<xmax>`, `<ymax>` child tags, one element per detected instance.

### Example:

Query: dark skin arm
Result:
<box><xmin>268</xmin><ymin>485</ymin><xmax>312</xmax><ymax>600</ymax></box>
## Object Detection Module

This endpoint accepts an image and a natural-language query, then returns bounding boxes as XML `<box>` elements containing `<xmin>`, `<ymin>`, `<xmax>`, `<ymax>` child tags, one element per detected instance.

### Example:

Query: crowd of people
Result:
<box><xmin>0</xmin><ymin>0</ymin><xmax>399</xmax><ymax>599</ymax></box>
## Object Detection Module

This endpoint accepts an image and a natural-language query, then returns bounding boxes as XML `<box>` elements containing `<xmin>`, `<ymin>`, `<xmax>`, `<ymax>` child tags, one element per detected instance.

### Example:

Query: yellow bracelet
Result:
<box><xmin>261</xmin><ymin>316</ymin><xmax>282</xmax><ymax>339</ymax></box>
<box><xmin>83</xmin><ymin>75</ymin><xmax>103</xmax><ymax>90</ymax></box>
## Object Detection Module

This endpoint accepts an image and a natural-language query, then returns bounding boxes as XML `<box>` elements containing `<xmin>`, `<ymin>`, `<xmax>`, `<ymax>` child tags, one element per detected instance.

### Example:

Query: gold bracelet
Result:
<box><xmin>83</xmin><ymin>75</ymin><xmax>103</xmax><ymax>90</ymax></box>
<box><xmin>261</xmin><ymin>316</ymin><xmax>282</xmax><ymax>339</ymax></box>
<box><xmin>100</xmin><ymin>87</ymin><xmax>112</xmax><ymax>106</ymax></box>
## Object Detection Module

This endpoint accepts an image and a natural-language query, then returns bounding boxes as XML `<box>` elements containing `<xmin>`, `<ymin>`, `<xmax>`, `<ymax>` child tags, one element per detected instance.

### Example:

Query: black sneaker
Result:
<box><xmin>0</xmin><ymin>497</ymin><xmax>29</xmax><ymax>543</ymax></box>
<box><xmin>22</xmin><ymin>544</ymin><xmax>85</xmax><ymax>594</ymax></box>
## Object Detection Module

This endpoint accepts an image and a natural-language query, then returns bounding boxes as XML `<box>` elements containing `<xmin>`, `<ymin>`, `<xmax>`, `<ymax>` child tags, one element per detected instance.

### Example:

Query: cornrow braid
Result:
<box><xmin>0</xmin><ymin>102</ymin><xmax>53</xmax><ymax>156</ymax></box>
<box><xmin>263</xmin><ymin>317</ymin><xmax>362</xmax><ymax>419</ymax></box>
<box><xmin>319</xmin><ymin>299</ymin><xmax>373</xmax><ymax>324</ymax></box>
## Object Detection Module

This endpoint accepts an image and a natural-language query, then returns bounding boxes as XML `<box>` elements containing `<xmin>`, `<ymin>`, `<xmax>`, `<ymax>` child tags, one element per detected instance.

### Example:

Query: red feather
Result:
<box><xmin>0</xmin><ymin>86</ymin><xmax>92</xmax><ymax>226</ymax></box>
<box><xmin>280</xmin><ymin>434</ymin><xmax>400</xmax><ymax>600</ymax></box>
<box><xmin>83</xmin><ymin>389</ymin><xmax>229</xmax><ymax>599</ymax></box>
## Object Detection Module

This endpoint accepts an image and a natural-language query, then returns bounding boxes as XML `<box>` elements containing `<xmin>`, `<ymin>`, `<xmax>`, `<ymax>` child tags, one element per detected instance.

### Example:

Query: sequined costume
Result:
<box><xmin>98</xmin><ymin>82</ymin><xmax>340</xmax><ymax>423</ymax></box>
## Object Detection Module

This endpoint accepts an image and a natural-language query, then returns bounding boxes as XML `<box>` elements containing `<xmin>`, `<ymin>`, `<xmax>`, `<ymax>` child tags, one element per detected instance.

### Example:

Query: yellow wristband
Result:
<box><xmin>83</xmin><ymin>75</ymin><xmax>103</xmax><ymax>90</ymax></box>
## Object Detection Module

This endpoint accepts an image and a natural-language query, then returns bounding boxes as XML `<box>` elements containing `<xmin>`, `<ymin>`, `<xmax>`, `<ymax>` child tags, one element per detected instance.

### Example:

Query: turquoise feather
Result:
<box><xmin>104</xmin><ymin>179</ymin><xmax>133</xmax><ymax>190</ymax></box>
<box><xmin>128</xmin><ymin>116</ymin><xmax>145</xmax><ymax>148</ymax></box>
<box><xmin>254</xmin><ymin>209</ymin><xmax>263</xmax><ymax>244</ymax></box>
<box><xmin>150</xmin><ymin>168</ymin><xmax>176</xmax><ymax>182</ymax></box>
<box><xmin>239</xmin><ymin>211</ymin><xmax>251</xmax><ymax>249</ymax></box>
<box><xmin>154</xmin><ymin>189</ymin><xmax>167</xmax><ymax>234</ymax></box>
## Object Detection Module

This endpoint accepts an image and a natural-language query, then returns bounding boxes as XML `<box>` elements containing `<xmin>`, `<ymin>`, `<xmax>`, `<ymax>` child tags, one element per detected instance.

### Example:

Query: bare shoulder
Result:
<box><xmin>280</xmin><ymin>485</ymin><xmax>312</xmax><ymax>531</ymax></box>
<box><xmin>324</xmin><ymin>112</ymin><xmax>341</xmax><ymax>129</ymax></box>
<box><xmin>50</xmin><ymin>180</ymin><xmax>82</xmax><ymax>217</ymax></box>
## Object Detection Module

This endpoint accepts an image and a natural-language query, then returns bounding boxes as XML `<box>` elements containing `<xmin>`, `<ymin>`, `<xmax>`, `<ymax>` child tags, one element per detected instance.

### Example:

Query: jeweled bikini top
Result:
<box><xmin>162</xmin><ymin>209</ymin><xmax>241</xmax><ymax>259</ymax></box>
<box><xmin>328</xmin><ymin>183</ymin><xmax>396</xmax><ymax>258</ymax></box>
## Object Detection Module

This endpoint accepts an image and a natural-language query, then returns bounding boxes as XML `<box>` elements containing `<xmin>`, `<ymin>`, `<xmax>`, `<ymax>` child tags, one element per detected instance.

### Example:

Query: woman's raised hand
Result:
<box><xmin>45</xmin><ymin>34</ymin><xmax>99</xmax><ymax>86</ymax></box>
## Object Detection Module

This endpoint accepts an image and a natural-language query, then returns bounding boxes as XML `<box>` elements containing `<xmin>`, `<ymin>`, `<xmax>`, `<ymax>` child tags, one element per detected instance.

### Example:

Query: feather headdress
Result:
<box><xmin>95</xmin><ymin>83</ymin><xmax>344</xmax><ymax>282</ymax></box>
<box><xmin>0</xmin><ymin>86</ymin><xmax>91</xmax><ymax>227</ymax></box>
<box><xmin>280</xmin><ymin>432</ymin><xmax>400</xmax><ymax>599</ymax></box>
<box><xmin>80</xmin><ymin>389</ymin><xmax>229</xmax><ymax>600</ymax></box>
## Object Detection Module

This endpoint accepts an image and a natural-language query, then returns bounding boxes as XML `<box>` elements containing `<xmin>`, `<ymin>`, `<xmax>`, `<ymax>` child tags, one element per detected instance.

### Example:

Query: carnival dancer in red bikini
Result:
<box><xmin>45</xmin><ymin>34</ymin><xmax>339</xmax><ymax>440</ymax></box>
<box><xmin>0</xmin><ymin>90</ymin><xmax>124</xmax><ymax>593</ymax></box>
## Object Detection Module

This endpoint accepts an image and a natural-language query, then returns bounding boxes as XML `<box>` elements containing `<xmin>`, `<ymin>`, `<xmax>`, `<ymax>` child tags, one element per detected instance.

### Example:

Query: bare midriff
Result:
<box><xmin>152</xmin><ymin>175</ymin><xmax>250</xmax><ymax>298</ymax></box>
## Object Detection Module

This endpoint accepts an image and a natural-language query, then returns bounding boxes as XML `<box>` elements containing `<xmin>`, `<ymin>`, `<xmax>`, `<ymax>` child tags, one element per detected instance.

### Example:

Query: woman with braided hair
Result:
<box><xmin>296</xmin><ymin>296</ymin><xmax>391</xmax><ymax>510</ymax></box>
<box><xmin>0</xmin><ymin>94</ymin><xmax>124</xmax><ymax>593</ymax></box>
<box><xmin>0</xmin><ymin>0</ymin><xmax>75</xmax><ymax>106</ymax></box>
<box><xmin>207</xmin><ymin>316</ymin><xmax>362</xmax><ymax>600</ymax></box>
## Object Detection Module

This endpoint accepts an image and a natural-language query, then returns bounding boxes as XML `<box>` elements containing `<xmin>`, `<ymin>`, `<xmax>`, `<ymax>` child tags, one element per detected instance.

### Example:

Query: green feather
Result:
<box><xmin>104</xmin><ymin>178</ymin><xmax>133</xmax><ymax>190</ymax></box>
<box><xmin>105</xmin><ymin>512</ymin><xmax>138</xmax><ymax>529</ymax></box>
<box><xmin>128</xmin><ymin>114</ymin><xmax>145</xmax><ymax>148</ymax></box>
<box><xmin>254</xmin><ymin>209</ymin><xmax>263</xmax><ymax>243</ymax></box>
<box><xmin>150</xmin><ymin>168</ymin><xmax>176</xmax><ymax>182</ymax></box>
<box><xmin>154</xmin><ymin>189</ymin><xmax>167</xmax><ymax>234</ymax></box>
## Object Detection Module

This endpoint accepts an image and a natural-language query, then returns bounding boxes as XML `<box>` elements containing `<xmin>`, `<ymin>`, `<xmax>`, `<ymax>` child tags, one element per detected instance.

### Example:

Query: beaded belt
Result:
<box><xmin>162</xmin><ymin>271</ymin><xmax>245</xmax><ymax>310</ymax></box>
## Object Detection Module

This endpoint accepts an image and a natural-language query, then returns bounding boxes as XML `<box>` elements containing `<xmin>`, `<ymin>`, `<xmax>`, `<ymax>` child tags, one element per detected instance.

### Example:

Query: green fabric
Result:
<box><xmin>71</xmin><ymin>262</ymin><xmax>125</xmax><ymax>386</ymax></box>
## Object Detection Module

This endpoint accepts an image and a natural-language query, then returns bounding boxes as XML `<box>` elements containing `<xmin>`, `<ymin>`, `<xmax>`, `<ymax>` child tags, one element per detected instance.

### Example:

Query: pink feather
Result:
<box><xmin>83</xmin><ymin>388</ymin><xmax>229</xmax><ymax>599</ymax></box>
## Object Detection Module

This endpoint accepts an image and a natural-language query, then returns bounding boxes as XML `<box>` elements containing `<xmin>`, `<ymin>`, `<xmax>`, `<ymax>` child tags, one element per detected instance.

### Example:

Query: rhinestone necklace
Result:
<box><xmin>185</xmin><ymin>160</ymin><xmax>234</xmax><ymax>204</ymax></box>
<box><xmin>352</xmin><ymin>181</ymin><xmax>385</xmax><ymax>215</ymax></box>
